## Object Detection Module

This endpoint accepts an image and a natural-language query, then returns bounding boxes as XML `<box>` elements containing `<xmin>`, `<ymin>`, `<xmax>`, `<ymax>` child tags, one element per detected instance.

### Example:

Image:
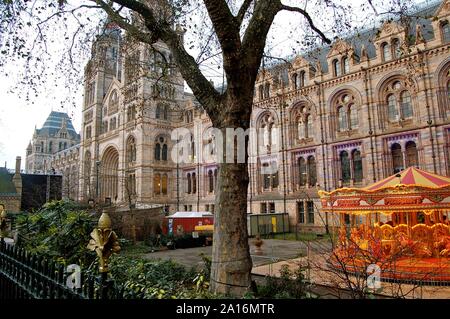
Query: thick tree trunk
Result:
<box><xmin>210</xmin><ymin>161</ymin><xmax>252</xmax><ymax>296</ymax></box>
<box><xmin>210</xmin><ymin>95</ymin><xmax>253</xmax><ymax>296</ymax></box>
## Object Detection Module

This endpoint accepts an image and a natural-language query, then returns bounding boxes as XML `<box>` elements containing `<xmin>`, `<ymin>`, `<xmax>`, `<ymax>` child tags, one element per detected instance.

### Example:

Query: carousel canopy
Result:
<box><xmin>364</xmin><ymin>167</ymin><xmax>450</xmax><ymax>191</ymax></box>
<box><xmin>319</xmin><ymin>167</ymin><xmax>450</xmax><ymax>214</ymax></box>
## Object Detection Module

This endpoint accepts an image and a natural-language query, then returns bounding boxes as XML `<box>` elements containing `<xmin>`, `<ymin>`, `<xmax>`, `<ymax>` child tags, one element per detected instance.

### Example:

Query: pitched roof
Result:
<box><xmin>36</xmin><ymin>111</ymin><xmax>80</xmax><ymax>139</ymax></box>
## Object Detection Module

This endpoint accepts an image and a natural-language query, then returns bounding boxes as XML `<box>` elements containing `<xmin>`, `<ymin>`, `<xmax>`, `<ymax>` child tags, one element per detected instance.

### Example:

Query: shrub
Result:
<box><xmin>15</xmin><ymin>200</ymin><xmax>96</xmax><ymax>266</ymax></box>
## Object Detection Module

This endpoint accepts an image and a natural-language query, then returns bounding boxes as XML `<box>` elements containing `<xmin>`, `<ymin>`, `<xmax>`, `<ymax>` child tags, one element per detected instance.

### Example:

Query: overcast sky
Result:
<box><xmin>0</xmin><ymin>0</ymin><xmax>433</xmax><ymax>170</ymax></box>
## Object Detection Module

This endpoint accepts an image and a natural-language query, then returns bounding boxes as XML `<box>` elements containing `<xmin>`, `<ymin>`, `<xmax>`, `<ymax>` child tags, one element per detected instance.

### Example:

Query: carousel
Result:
<box><xmin>319</xmin><ymin>167</ymin><xmax>450</xmax><ymax>284</ymax></box>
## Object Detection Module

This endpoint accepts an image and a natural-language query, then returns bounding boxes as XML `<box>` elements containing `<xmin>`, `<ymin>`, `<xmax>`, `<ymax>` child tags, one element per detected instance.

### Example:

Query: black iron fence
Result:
<box><xmin>0</xmin><ymin>241</ymin><xmax>123</xmax><ymax>299</ymax></box>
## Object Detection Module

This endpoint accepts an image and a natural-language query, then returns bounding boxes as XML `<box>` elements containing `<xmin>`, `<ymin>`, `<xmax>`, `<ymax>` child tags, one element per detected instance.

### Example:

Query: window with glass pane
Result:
<box><xmin>338</xmin><ymin>106</ymin><xmax>347</xmax><ymax>131</ymax></box>
<box><xmin>306</xmin><ymin>115</ymin><xmax>313</xmax><ymax>138</ymax></box>
<box><xmin>155</xmin><ymin>143</ymin><xmax>161</xmax><ymax>160</ymax></box>
<box><xmin>162</xmin><ymin>144</ymin><xmax>168</xmax><ymax>161</ymax></box>
<box><xmin>405</xmin><ymin>141</ymin><xmax>418</xmax><ymax>168</ymax></box>
<box><xmin>343</xmin><ymin>57</ymin><xmax>350</xmax><ymax>74</ymax></box>
<box><xmin>352</xmin><ymin>150</ymin><xmax>363</xmax><ymax>183</ymax></box>
<box><xmin>297</xmin><ymin>201</ymin><xmax>305</xmax><ymax>224</ymax></box>
<box><xmin>272</xmin><ymin>172</ymin><xmax>279</xmax><ymax>188</ymax></box>
<box><xmin>392</xmin><ymin>39</ymin><xmax>401</xmax><ymax>58</ymax></box>
<box><xmin>154</xmin><ymin>174</ymin><xmax>161</xmax><ymax>195</ymax></box>
<box><xmin>442</xmin><ymin>22</ymin><xmax>450</xmax><ymax>43</ymax></box>
<box><xmin>192</xmin><ymin>173</ymin><xmax>197</xmax><ymax>194</ymax></box>
<box><xmin>208</xmin><ymin>170</ymin><xmax>214</xmax><ymax>192</ymax></box>
<box><xmin>307</xmin><ymin>156</ymin><xmax>317</xmax><ymax>186</ymax></box>
<box><xmin>162</xmin><ymin>174</ymin><xmax>168</xmax><ymax>195</ymax></box>
<box><xmin>333</xmin><ymin>59</ymin><xmax>341</xmax><ymax>77</ymax></box>
<box><xmin>400</xmin><ymin>91</ymin><xmax>412</xmax><ymax>118</ymax></box>
<box><xmin>382</xmin><ymin>43</ymin><xmax>391</xmax><ymax>61</ymax></box>
<box><xmin>299</xmin><ymin>157</ymin><xmax>307</xmax><ymax>186</ymax></box>
<box><xmin>307</xmin><ymin>201</ymin><xmax>315</xmax><ymax>224</ymax></box>
<box><xmin>349</xmin><ymin>104</ymin><xmax>358</xmax><ymax>129</ymax></box>
<box><xmin>292</xmin><ymin>73</ymin><xmax>298</xmax><ymax>89</ymax></box>
<box><xmin>340</xmin><ymin>151</ymin><xmax>351</xmax><ymax>183</ymax></box>
<box><xmin>261</xmin><ymin>202</ymin><xmax>267</xmax><ymax>214</ymax></box>
<box><xmin>269</xmin><ymin>202</ymin><xmax>275</xmax><ymax>214</ymax></box>
<box><xmin>391</xmin><ymin>143</ymin><xmax>404</xmax><ymax>173</ymax></box>
<box><xmin>387</xmin><ymin>94</ymin><xmax>398</xmax><ymax>121</ymax></box>
<box><xmin>187</xmin><ymin>173</ymin><xmax>191</xmax><ymax>194</ymax></box>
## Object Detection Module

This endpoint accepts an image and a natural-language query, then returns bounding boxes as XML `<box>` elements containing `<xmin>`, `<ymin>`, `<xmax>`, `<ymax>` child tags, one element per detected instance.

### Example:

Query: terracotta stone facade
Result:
<box><xmin>48</xmin><ymin>1</ymin><xmax>450</xmax><ymax>233</ymax></box>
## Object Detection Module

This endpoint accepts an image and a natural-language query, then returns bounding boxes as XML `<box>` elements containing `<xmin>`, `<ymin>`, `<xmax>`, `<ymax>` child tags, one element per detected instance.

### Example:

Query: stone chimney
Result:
<box><xmin>12</xmin><ymin>156</ymin><xmax>22</xmax><ymax>195</ymax></box>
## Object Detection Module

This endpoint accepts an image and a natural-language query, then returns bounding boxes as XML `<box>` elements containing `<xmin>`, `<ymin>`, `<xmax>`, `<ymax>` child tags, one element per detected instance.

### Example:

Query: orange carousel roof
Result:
<box><xmin>318</xmin><ymin>167</ymin><xmax>450</xmax><ymax>214</ymax></box>
<box><xmin>363</xmin><ymin>167</ymin><xmax>450</xmax><ymax>191</ymax></box>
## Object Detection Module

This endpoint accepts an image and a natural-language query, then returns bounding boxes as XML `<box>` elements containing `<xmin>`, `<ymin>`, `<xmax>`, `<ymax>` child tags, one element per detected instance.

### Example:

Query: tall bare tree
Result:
<box><xmin>0</xmin><ymin>0</ymin><xmax>417</xmax><ymax>296</ymax></box>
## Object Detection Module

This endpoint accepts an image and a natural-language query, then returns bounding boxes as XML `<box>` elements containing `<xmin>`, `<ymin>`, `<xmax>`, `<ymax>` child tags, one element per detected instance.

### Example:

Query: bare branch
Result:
<box><xmin>280</xmin><ymin>4</ymin><xmax>331</xmax><ymax>44</ymax></box>
<box><xmin>235</xmin><ymin>0</ymin><xmax>254</xmax><ymax>26</ymax></box>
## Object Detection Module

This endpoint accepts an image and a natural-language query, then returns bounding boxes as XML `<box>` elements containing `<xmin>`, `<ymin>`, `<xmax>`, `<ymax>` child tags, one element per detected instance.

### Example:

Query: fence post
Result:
<box><xmin>87</xmin><ymin>212</ymin><xmax>121</xmax><ymax>299</ymax></box>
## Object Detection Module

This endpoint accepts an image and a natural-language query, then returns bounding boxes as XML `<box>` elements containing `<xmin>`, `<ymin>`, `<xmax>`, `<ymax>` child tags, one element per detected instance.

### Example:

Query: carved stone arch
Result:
<box><xmin>254</xmin><ymin>109</ymin><xmax>279</xmax><ymax>128</ymax></box>
<box><xmin>376</xmin><ymin>72</ymin><xmax>418</xmax><ymax>128</ymax></box>
<box><xmin>327</xmin><ymin>85</ymin><xmax>362</xmax><ymax>107</ymax></box>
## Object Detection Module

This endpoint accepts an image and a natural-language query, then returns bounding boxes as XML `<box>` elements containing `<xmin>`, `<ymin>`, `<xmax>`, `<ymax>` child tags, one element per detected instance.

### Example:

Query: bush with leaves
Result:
<box><xmin>14</xmin><ymin>200</ymin><xmax>96</xmax><ymax>266</ymax></box>
<box><xmin>257</xmin><ymin>264</ymin><xmax>309</xmax><ymax>299</ymax></box>
<box><xmin>108</xmin><ymin>255</ymin><xmax>219</xmax><ymax>299</ymax></box>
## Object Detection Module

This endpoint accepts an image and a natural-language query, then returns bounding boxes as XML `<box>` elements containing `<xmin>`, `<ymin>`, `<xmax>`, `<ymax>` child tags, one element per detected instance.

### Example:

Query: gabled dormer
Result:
<box><xmin>326</xmin><ymin>39</ymin><xmax>355</xmax><ymax>78</ymax></box>
<box><xmin>255</xmin><ymin>70</ymin><xmax>272</xmax><ymax>101</ymax></box>
<box><xmin>431</xmin><ymin>0</ymin><xmax>450</xmax><ymax>45</ymax></box>
<box><xmin>374</xmin><ymin>21</ymin><xmax>406</xmax><ymax>63</ymax></box>
<box><xmin>290</xmin><ymin>56</ymin><xmax>315</xmax><ymax>90</ymax></box>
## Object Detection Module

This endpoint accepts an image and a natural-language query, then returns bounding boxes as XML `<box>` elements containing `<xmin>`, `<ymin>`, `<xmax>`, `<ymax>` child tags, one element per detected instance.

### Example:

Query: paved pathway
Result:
<box><xmin>141</xmin><ymin>239</ymin><xmax>309</xmax><ymax>269</ymax></box>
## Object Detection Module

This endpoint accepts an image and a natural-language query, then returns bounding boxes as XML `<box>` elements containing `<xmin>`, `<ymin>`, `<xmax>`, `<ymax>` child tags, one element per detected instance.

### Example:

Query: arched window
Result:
<box><xmin>405</xmin><ymin>141</ymin><xmax>418</xmax><ymax>168</ymax></box>
<box><xmin>155</xmin><ymin>143</ymin><xmax>161</xmax><ymax>161</ymax></box>
<box><xmin>349</xmin><ymin>104</ymin><xmax>358</xmax><ymax>129</ymax></box>
<box><xmin>187</xmin><ymin>173</ymin><xmax>191</xmax><ymax>194</ymax></box>
<box><xmin>307</xmin><ymin>156</ymin><xmax>317</xmax><ymax>186</ymax></box>
<box><xmin>260</xmin><ymin>113</ymin><xmax>275</xmax><ymax>151</ymax></box>
<box><xmin>299</xmin><ymin>157</ymin><xmax>307</xmax><ymax>186</ymax></box>
<box><xmin>161</xmin><ymin>174</ymin><xmax>168</xmax><ymax>195</ymax></box>
<box><xmin>162</xmin><ymin>144</ymin><xmax>168</xmax><ymax>161</ymax></box>
<box><xmin>214</xmin><ymin>169</ymin><xmax>218</xmax><ymax>189</ymax></box>
<box><xmin>340</xmin><ymin>151</ymin><xmax>351</xmax><ymax>184</ymax></box>
<box><xmin>333</xmin><ymin>59</ymin><xmax>341</xmax><ymax>77</ymax></box>
<box><xmin>264</xmin><ymin>83</ymin><xmax>270</xmax><ymax>98</ymax></box>
<box><xmin>156</xmin><ymin>104</ymin><xmax>161</xmax><ymax>119</ymax></box>
<box><xmin>400</xmin><ymin>91</ymin><xmax>412</xmax><ymax>119</ymax></box>
<box><xmin>155</xmin><ymin>136</ymin><xmax>168</xmax><ymax>161</ymax></box>
<box><xmin>352</xmin><ymin>150</ymin><xmax>363</xmax><ymax>183</ymax></box>
<box><xmin>305</xmin><ymin>114</ymin><xmax>313</xmax><ymax>138</ymax></box>
<box><xmin>391</xmin><ymin>143</ymin><xmax>404</xmax><ymax>173</ymax></box>
<box><xmin>208</xmin><ymin>170</ymin><xmax>214</xmax><ymax>193</ymax></box>
<box><xmin>292</xmin><ymin>73</ymin><xmax>298</xmax><ymax>89</ymax></box>
<box><xmin>392</xmin><ymin>39</ymin><xmax>401</xmax><ymax>59</ymax></box>
<box><xmin>259</xmin><ymin>85</ymin><xmax>264</xmax><ymax>100</ymax></box>
<box><xmin>342</xmin><ymin>57</ymin><xmax>350</xmax><ymax>74</ymax></box>
<box><xmin>384</xmin><ymin>80</ymin><xmax>413</xmax><ymax>122</ymax></box>
<box><xmin>441</xmin><ymin>21</ymin><xmax>450</xmax><ymax>43</ymax></box>
<box><xmin>382</xmin><ymin>42</ymin><xmax>391</xmax><ymax>61</ymax></box>
<box><xmin>338</xmin><ymin>106</ymin><xmax>347</xmax><ymax>131</ymax></box>
<box><xmin>298</xmin><ymin>71</ymin><xmax>305</xmax><ymax>88</ymax></box>
<box><xmin>335</xmin><ymin>93</ymin><xmax>357</xmax><ymax>131</ymax></box>
<box><xmin>127</xmin><ymin>136</ymin><xmax>136</xmax><ymax>163</ymax></box>
<box><xmin>154</xmin><ymin>173</ymin><xmax>161</xmax><ymax>195</ymax></box>
<box><xmin>192</xmin><ymin>172</ymin><xmax>197</xmax><ymax>194</ymax></box>
<box><xmin>387</xmin><ymin>94</ymin><xmax>398</xmax><ymax>121</ymax></box>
